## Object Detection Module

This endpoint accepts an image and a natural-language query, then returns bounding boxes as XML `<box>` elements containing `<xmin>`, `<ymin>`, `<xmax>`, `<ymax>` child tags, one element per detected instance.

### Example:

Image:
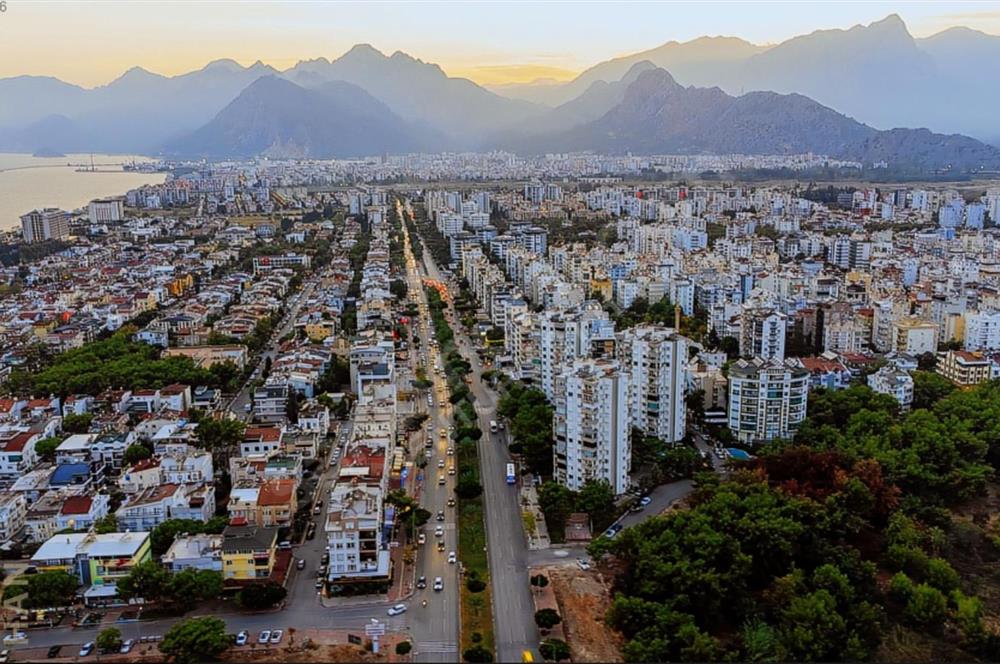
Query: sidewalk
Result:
<box><xmin>520</xmin><ymin>481</ymin><xmax>551</xmax><ymax>550</ymax></box>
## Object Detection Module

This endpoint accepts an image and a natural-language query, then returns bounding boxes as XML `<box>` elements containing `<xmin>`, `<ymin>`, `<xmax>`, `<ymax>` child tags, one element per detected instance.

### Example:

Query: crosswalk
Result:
<box><xmin>415</xmin><ymin>641</ymin><xmax>459</xmax><ymax>653</ymax></box>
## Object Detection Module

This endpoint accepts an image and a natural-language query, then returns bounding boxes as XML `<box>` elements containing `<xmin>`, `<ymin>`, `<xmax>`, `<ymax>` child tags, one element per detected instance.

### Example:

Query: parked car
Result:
<box><xmin>120</xmin><ymin>639</ymin><xmax>135</xmax><ymax>653</ymax></box>
<box><xmin>45</xmin><ymin>646</ymin><xmax>60</xmax><ymax>659</ymax></box>
<box><xmin>235</xmin><ymin>631</ymin><xmax>249</xmax><ymax>646</ymax></box>
<box><xmin>576</xmin><ymin>558</ymin><xmax>591</xmax><ymax>571</ymax></box>
<box><xmin>79</xmin><ymin>642</ymin><xmax>95</xmax><ymax>657</ymax></box>
<box><xmin>387</xmin><ymin>603</ymin><xmax>407</xmax><ymax>616</ymax></box>
<box><xmin>258</xmin><ymin>631</ymin><xmax>271</xmax><ymax>644</ymax></box>
<box><xmin>270</xmin><ymin>630</ymin><xmax>283</xmax><ymax>644</ymax></box>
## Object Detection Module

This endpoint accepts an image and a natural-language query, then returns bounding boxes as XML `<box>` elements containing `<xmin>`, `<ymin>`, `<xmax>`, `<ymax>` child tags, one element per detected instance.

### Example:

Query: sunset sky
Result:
<box><xmin>1</xmin><ymin>1</ymin><xmax>999</xmax><ymax>87</ymax></box>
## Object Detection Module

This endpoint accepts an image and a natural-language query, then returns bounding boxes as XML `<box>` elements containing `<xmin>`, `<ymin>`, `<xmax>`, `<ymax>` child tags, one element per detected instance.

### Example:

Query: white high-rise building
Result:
<box><xmin>618</xmin><ymin>326</ymin><xmax>689</xmax><ymax>444</ymax></box>
<box><xmin>553</xmin><ymin>359</ymin><xmax>631</xmax><ymax>495</ymax></box>
<box><xmin>739</xmin><ymin>306</ymin><xmax>787</xmax><ymax>361</ymax></box>
<box><xmin>20</xmin><ymin>208</ymin><xmax>70</xmax><ymax>244</ymax></box>
<box><xmin>88</xmin><ymin>197</ymin><xmax>124</xmax><ymax>224</ymax></box>
<box><xmin>538</xmin><ymin>302</ymin><xmax>616</xmax><ymax>401</ymax></box>
<box><xmin>965</xmin><ymin>310</ymin><xmax>1000</xmax><ymax>352</ymax></box>
<box><xmin>728</xmin><ymin>357</ymin><xmax>809</xmax><ymax>444</ymax></box>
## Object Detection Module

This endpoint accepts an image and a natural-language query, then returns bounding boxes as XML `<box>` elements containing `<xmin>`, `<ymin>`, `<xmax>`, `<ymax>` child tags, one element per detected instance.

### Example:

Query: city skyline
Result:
<box><xmin>2</xmin><ymin>1</ymin><xmax>999</xmax><ymax>87</ymax></box>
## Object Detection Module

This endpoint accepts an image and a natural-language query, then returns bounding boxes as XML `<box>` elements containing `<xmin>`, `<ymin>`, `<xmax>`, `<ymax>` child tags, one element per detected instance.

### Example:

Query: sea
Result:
<box><xmin>0</xmin><ymin>153</ymin><xmax>167</xmax><ymax>232</ymax></box>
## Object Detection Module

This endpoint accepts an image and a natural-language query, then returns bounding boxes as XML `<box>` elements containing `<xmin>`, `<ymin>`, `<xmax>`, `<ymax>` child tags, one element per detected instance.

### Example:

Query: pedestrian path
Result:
<box><xmin>414</xmin><ymin>640</ymin><xmax>459</xmax><ymax>653</ymax></box>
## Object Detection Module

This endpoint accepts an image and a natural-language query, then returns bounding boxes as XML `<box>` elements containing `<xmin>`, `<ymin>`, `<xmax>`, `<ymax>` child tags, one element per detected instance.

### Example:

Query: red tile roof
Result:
<box><xmin>60</xmin><ymin>495</ymin><xmax>93</xmax><ymax>515</ymax></box>
<box><xmin>258</xmin><ymin>479</ymin><xmax>295</xmax><ymax>506</ymax></box>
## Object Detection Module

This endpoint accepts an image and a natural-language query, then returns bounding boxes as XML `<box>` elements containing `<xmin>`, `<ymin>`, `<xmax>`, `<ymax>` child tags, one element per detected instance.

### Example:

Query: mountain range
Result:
<box><xmin>490</xmin><ymin>15</ymin><xmax>1000</xmax><ymax>143</ymax></box>
<box><xmin>2</xmin><ymin>14</ymin><xmax>1000</xmax><ymax>170</ymax></box>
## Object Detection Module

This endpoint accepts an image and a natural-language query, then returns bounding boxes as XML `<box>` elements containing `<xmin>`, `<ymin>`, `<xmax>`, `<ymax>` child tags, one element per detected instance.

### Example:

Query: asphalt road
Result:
<box><xmin>413</xmin><ymin>212</ymin><xmax>540</xmax><ymax>664</ymax></box>
<box><xmin>400</xmin><ymin>206</ymin><xmax>460</xmax><ymax>662</ymax></box>
<box><xmin>229</xmin><ymin>279</ymin><xmax>320</xmax><ymax>420</ymax></box>
<box><xmin>8</xmin><ymin>600</ymin><xmax>407</xmax><ymax>653</ymax></box>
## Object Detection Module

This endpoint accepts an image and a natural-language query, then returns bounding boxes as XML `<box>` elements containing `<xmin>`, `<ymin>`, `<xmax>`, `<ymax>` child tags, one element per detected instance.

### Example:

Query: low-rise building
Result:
<box><xmin>937</xmin><ymin>350</ymin><xmax>993</xmax><ymax>387</ymax></box>
<box><xmin>867</xmin><ymin>365</ymin><xmax>914</xmax><ymax>410</ymax></box>
<box><xmin>162</xmin><ymin>534</ymin><xmax>223</xmax><ymax>572</ymax></box>
<box><xmin>221</xmin><ymin>522</ymin><xmax>278</xmax><ymax>582</ymax></box>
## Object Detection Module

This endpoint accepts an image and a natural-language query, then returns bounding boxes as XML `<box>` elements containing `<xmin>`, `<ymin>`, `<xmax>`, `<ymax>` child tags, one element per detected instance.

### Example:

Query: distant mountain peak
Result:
<box><xmin>633</xmin><ymin>67</ymin><xmax>680</xmax><ymax>90</ymax></box>
<box><xmin>623</xmin><ymin>60</ymin><xmax>657</xmax><ymax>80</ymax></box>
<box><xmin>116</xmin><ymin>65</ymin><xmax>165</xmax><ymax>81</ymax></box>
<box><xmin>342</xmin><ymin>43</ymin><xmax>385</xmax><ymax>59</ymax></box>
<box><xmin>203</xmin><ymin>58</ymin><xmax>243</xmax><ymax>72</ymax></box>
<box><xmin>864</xmin><ymin>13</ymin><xmax>911</xmax><ymax>37</ymax></box>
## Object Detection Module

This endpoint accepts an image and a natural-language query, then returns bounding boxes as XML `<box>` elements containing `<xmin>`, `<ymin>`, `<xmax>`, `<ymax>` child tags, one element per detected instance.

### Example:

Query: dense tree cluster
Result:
<box><xmin>597</xmin><ymin>381</ymin><xmax>1000</xmax><ymax>661</ymax></box>
<box><xmin>497</xmin><ymin>383</ymin><xmax>553</xmax><ymax>476</ymax></box>
<box><xmin>6</xmin><ymin>331</ymin><xmax>245</xmax><ymax>398</ymax></box>
<box><xmin>7</xmin><ymin>332</ymin><xmax>220</xmax><ymax>397</ymax></box>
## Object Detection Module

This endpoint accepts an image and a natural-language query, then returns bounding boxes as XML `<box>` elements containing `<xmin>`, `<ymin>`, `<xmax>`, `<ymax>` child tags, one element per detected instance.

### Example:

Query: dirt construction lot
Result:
<box><xmin>544</xmin><ymin>565</ymin><xmax>623</xmax><ymax>663</ymax></box>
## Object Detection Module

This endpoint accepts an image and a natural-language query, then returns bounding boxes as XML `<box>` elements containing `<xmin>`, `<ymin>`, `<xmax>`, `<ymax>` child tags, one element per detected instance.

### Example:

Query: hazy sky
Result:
<box><xmin>2</xmin><ymin>1</ymin><xmax>999</xmax><ymax>86</ymax></box>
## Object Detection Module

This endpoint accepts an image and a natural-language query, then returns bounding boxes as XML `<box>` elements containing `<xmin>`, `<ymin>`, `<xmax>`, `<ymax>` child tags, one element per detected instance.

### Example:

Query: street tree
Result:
<box><xmin>24</xmin><ymin>570</ymin><xmax>78</xmax><ymax>608</ymax></box>
<box><xmin>534</xmin><ymin>608</ymin><xmax>562</xmax><ymax>629</ymax></box>
<box><xmin>96</xmin><ymin>627</ymin><xmax>123</xmax><ymax>653</ymax></box>
<box><xmin>159</xmin><ymin>617</ymin><xmax>229</xmax><ymax>664</ymax></box>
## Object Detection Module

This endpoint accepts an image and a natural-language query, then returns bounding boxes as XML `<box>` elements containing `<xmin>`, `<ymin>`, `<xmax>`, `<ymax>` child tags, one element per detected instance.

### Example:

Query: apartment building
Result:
<box><xmin>618</xmin><ymin>325</ymin><xmax>689</xmax><ymax>444</ymax></box>
<box><xmin>325</xmin><ymin>481</ymin><xmax>390</xmax><ymax>582</ymax></box>
<box><xmin>867</xmin><ymin>365</ymin><xmax>914</xmax><ymax>410</ymax></box>
<box><xmin>221</xmin><ymin>522</ymin><xmax>278</xmax><ymax>582</ymax></box>
<box><xmin>539</xmin><ymin>302</ymin><xmax>616</xmax><ymax>401</ymax></box>
<box><xmin>739</xmin><ymin>306</ymin><xmax>787</xmax><ymax>361</ymax></box>
<box><xmin>964</xmin><ymin>310</ymin><xmax>1000</xmax><ymax>352</ymax></box>
<box><xmin>21</xmin><ymin>208</ymin><xmax>70</xmax><ymax>244</ymax></box>
<box><xmin>727</xmin><ymin>357</ymin><xmax>809</xmax><ymax>444</ymax></box>
<box><xmin>553</xmin><ymin>359</ymin><xmax>631</xmax><ymax>495</ymax></box>
<box><xmin>936</xmin><ymin>350</ymin><xmax>993</xmax><ymax>387</ymax></box>
<box><xmin>891</xmin><ymin>318</ymin><xmax>938</xmax><ymax>356</ymax></box>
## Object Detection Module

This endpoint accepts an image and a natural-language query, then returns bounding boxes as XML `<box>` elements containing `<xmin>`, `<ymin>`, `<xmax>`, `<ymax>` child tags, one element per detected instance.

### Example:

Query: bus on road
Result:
<box><xmin>505</xmin><ymin>463</ymin><xmax>516</xmax><ymax>485</ymax></box>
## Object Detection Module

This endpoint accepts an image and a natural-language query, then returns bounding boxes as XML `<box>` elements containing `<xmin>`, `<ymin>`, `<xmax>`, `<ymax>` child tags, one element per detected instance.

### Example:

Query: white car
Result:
<box><xmin>448</xmin><ymin>465</ymin><xmax>456</xmax><ymax>475</ymax></box>
<box><xmin>417</xmin><ymin>532</ymin><xmax>426</xmax><ymax>545</ymax></box>
<box><xmin>387</xmin><ymin>603</ymin><xmax>408</xmax><ymax>616</ymax></box>
<box><xmin>448</xmin><ymin>551</ymin><xmax>457</xmax><ymax>564</ymax></box>
<box><xmin>258</xmin><ymin>630</ymin><xmax>271</xmax><ymax>644</ymax></box>
<box><xmin>435</xmin><ymin>525</ymin><xmax>444</xmax><ymax>537</ymax></box>
<box><xmin>433</xmin><ymin>577</ymin><xmax>444</xmax><ymax>591</ymax></box>
<box><xmin>576</xmin><ymin>558</ymin><xmax>591</xmax><ymax>571</ymax></box>
<box><xmin>270</xmin><ymin>630</ymin><xmax>283</xmax><ymax>644</ymax></box>
<box><xmin>235</xmin><ymin>631</ymin><xmax>249</xmax><ymax>646</ymax></box>
<box><xmin>79</xmin><ymin>642</ymin><xmax>95</xmax><ymax>657</ymax></box>
<box><xmin>438</xmin><ymin>459</ymin><xmax>445</xmax><ymax>468</ymax></box>
<box><xmin>2</xmin><ymin>634</ymin><xmax>25</xmax><ymax>646</ymax></box>
<box><xmin>120</xmin><ymin>639</ymin><xmax>135</xmax><ymax>654</ymax></box>
<box><xmin>446</xmin><ymin>447</ymin><xmax>454</xmax><ymax>456</ymax></box>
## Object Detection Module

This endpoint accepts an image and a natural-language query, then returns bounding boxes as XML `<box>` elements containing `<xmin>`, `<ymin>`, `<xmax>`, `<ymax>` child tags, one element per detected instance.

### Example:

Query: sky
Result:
<box><xmin>1</xmin><ymin>1</ymin><xmax>999</xmax><ymax>87</ymax></box>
